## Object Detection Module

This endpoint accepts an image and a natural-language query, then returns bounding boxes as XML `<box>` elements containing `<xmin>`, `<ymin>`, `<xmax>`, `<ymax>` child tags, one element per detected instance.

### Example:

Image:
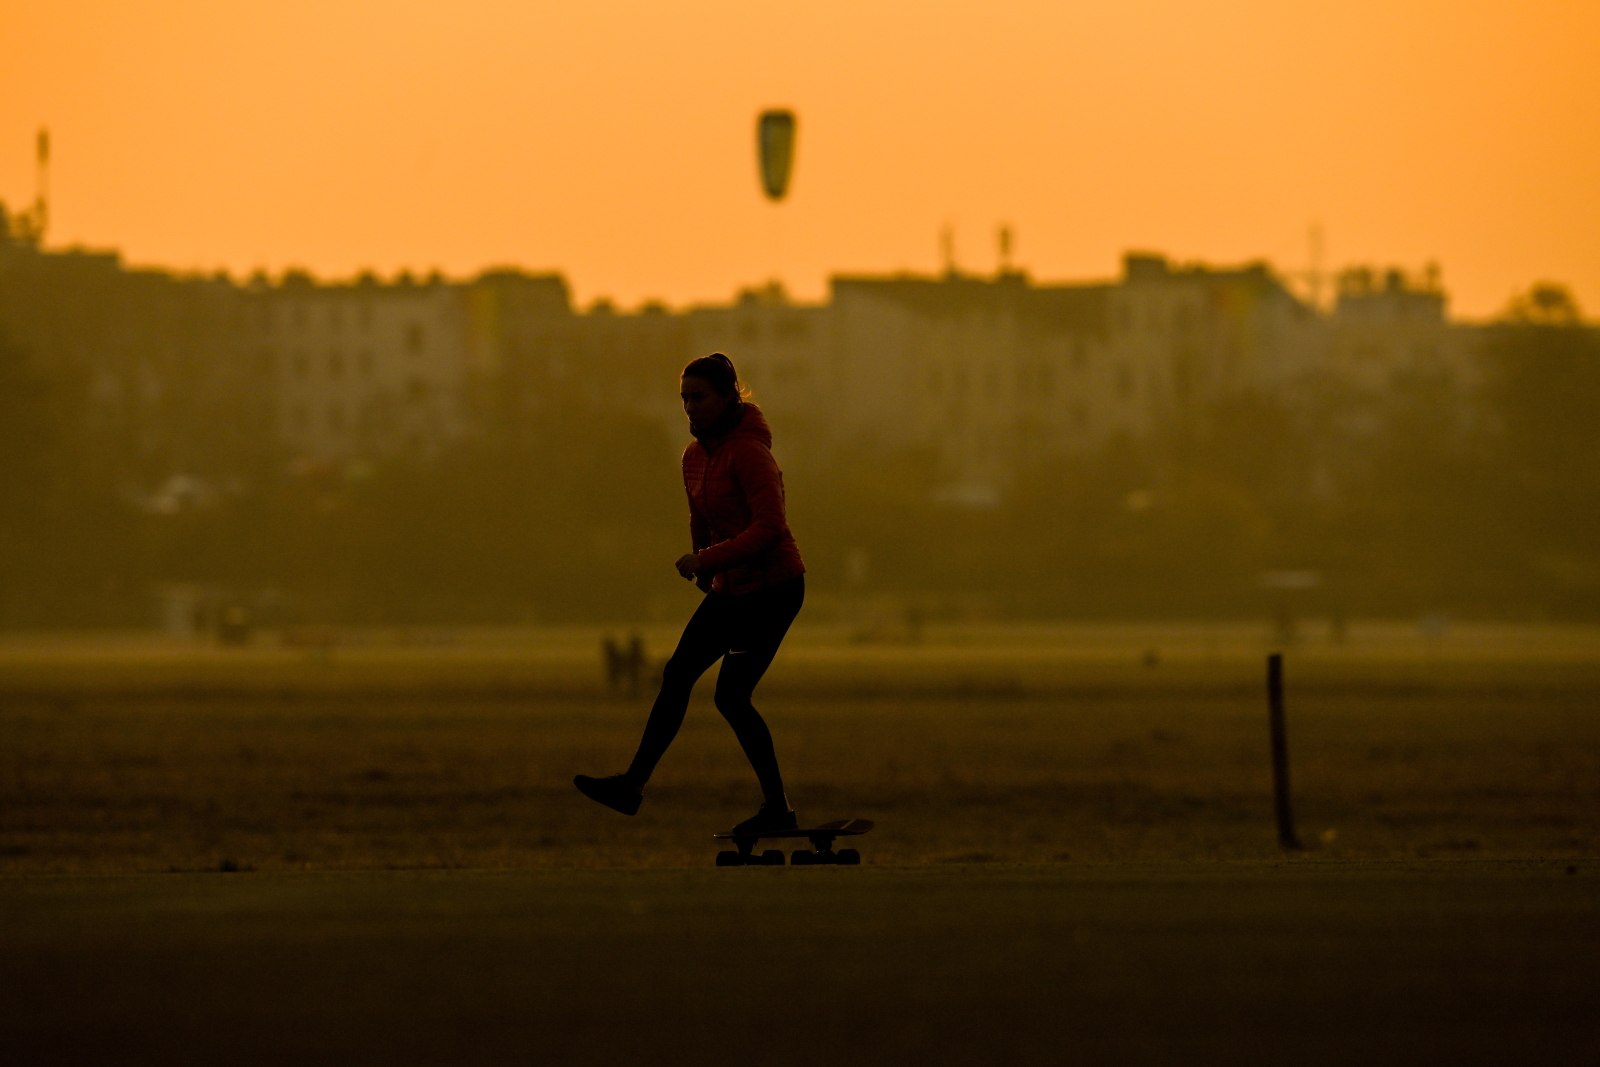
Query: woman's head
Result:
<box><xmin>680</xmin><ymin>353</ymin><xmax>748</xmax><ymax>435</ymax></box>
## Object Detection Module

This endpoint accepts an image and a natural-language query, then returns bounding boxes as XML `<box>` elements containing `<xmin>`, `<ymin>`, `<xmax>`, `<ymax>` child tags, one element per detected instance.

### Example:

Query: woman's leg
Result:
<box><xmin>623</xmin><ymin>593</ymin><xmax>732</xmax><ymax>786</ymax></box>
<box><xmin>712</xmin><ymin>576</ymin><xmax>805</xmax><ymax>804</ymax></box>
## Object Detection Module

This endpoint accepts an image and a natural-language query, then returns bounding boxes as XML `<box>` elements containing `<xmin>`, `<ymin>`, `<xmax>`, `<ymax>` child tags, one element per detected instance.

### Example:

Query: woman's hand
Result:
<box><xmin>674</xmin><ymin>553</ymin><xmax>703</xmax><ymax>580</ymax></box>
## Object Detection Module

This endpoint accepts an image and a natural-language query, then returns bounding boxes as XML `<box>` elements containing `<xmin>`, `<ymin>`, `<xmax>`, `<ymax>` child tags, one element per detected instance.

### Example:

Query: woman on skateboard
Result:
<box><xmin>575</xmin><ymin>353</ymin><xmax>806</xmax><ymax>835</ymax></box>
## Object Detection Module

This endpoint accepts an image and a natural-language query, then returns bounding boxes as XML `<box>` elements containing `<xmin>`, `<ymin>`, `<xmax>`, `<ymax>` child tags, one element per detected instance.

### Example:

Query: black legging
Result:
<box><xmin>626</xmin><ymin>575</ymin><xmax>804</xmax><ymax>801</ymax></box>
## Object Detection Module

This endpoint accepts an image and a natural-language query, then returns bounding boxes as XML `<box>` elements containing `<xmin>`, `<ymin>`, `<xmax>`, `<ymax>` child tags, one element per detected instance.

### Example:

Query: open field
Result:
<box><xmin>2</xmin><ymin>623</ymin><xmax>1597</xmax><ymax>1063</ymax></box>
<box><xmin>2</xmin><ymin>621</ymin><xmax>1599</xmax><ymax>873</ymax></box>
<box><xmin>5</xmin><ymin>862</ymin><xmax>1598</xmax><ymax>1066</ymax></box>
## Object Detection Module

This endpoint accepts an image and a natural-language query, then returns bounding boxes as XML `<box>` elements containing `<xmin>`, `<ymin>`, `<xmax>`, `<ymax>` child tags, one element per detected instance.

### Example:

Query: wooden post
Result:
<box><xmin>1267</xmin><ymin>653</ymin><xmax>1301</xmax><ymax>850</ymax></box>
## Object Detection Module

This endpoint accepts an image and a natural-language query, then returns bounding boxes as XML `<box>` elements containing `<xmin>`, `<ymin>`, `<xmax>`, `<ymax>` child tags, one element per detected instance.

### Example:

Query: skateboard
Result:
<box><xmin>713</xmin><ymin>818</ymin><xmax>874</xmax><ymax>866</ymax></box>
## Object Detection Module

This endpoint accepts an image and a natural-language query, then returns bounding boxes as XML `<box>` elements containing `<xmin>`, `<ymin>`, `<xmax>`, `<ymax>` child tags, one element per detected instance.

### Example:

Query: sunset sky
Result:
<box><xmin>4</xmin><ymin>0</ymin><xmax>1596</xmax><ymax>318</ymax></box>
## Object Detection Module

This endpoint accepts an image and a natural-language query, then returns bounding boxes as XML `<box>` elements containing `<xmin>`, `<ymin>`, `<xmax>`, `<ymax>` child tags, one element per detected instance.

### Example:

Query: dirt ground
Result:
<box><xmin>1</xmin><ymin>623</ymin><xmax>1597</xmax><ymax>872</ymax></box>
<box><xmin>2</xmin><ymin>624</ymin><xmax>1597</xmax><ymax>1064</ymax></box>
<box><xmin>4</xmin><ymin>862</ymin><xmax>1597</xmax><ymax>1066</ymax></box>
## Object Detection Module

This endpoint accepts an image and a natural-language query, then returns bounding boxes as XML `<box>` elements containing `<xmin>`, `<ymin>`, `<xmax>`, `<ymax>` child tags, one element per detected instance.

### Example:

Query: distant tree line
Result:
<box><xmin>2</xmin><ymin>286</ymin><xmax>1598</xmax><ymax>627</ymax></box>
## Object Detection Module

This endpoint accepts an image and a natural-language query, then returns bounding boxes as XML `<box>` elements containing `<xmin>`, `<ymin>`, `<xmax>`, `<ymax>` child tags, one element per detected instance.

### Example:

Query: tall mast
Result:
<box><xmin>32</xmin><ymin>128</ymin><xmax>50</xmax><ymax>244</ymax></box>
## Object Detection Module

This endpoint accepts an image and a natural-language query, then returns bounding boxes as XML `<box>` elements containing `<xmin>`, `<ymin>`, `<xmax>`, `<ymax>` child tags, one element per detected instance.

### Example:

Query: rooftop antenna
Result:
<box><xmin>32</xmin><ymin>128</ymin><xmax>50</xmax><ymax>245</ymax></box>
<box><xmin>997</xmin><ymin>224</ymin><xmax>1014</xmax><ymax>274</ymax></box>
<box><xmin>940</xmin><ymin>223</ymin><xmax>955</xmax><ymax>277</ymax></box>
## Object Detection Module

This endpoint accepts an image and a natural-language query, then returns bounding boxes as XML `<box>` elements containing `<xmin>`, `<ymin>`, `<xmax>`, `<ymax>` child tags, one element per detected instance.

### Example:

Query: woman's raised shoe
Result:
<box><xmin>573</xmin><ymin>774</ymin><xmax>643</xmax><ymax>816</ymax></box>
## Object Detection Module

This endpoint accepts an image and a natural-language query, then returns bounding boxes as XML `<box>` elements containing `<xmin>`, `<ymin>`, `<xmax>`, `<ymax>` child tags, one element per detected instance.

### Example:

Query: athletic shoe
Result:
<box><xmin>574</xmin><ymin>774</ymin><xmax>642</xmax><ymax>816</ymax></box>
<box><xmin>732</xmin><ymin>803</ymin><xmax>799</xmax><ymax>835</ymax></box>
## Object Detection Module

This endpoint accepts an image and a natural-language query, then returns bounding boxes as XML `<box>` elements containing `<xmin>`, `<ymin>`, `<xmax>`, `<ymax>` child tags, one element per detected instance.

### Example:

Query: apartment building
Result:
<box><xmin>683</xmin><ymin>284</ymin><xmax>830</xmax><ymax>469</ymax></box>
<box><xmin>251</xmin><ymin>272</ymin><xmax>472</xmax><ymax>465</ymax></box>
<box><xmin>3</xmin><ymin>197</ymin><xmax>1483</xmax><ymax>504</ymax></box>
<box><xmin>0</xmin><ymin>217</ymin><xmax>264</xmax><ymax>493</ymax></box>
<box><xmin>732</xmin><ymin>254</ymin><xmax>1324</xmax><ymax>500</ymax></box>
<box><xmin>1325</xmin><ymin>266</ymin><xmax>1472</xmax><ymax>394</ymax></box>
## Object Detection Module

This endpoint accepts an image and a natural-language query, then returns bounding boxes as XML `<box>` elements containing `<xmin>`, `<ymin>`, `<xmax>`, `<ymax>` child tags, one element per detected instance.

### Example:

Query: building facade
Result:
<box><xmin>0</xmin><ymin>200</ymin><xmax>1484</xmax><ymax>506</ymax></box>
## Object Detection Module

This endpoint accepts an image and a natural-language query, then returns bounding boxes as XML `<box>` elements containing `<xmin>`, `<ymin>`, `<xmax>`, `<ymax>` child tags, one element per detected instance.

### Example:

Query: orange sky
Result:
<box><xmin>4</xmin><ymin>0</ymin><xmax>1596</xmax><ymax>318</ymax></box>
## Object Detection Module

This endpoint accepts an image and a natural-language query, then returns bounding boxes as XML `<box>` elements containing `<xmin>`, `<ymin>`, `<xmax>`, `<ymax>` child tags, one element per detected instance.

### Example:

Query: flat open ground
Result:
<box><xmin>2</xmin><ymin>622</ymin><xmax>1598</xmax><ymax>1063</ymax></box>
<box><xmin>5</xmin><ymin>863</ymin><xmax>1598</xmax><ymax>1066</ymax></box>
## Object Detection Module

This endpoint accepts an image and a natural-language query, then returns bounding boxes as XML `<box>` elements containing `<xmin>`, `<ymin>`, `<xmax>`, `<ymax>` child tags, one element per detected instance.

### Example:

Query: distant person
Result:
<box><xmin>625</xmin><ymin>630</ymin><xmax>647</xmax><ymax>697</ymax></box>
<box><xmin>575</xmin><ymin>354</ymin><xmax>806</xmax><ymax>834</ymax></box>
<box><xmin>601</xmin><ymin>632</ymin><xmax>648</xmax><ymax>695</ymax></box>
<box><xmin>601</xmin><ymin>635</ymin><xmax>625</xmax><ymax>692</ymax></box>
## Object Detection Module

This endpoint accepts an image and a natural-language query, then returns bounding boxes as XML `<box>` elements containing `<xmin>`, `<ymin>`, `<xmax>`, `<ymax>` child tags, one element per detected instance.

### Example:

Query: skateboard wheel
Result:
<box><xmin>715</xmin><ymin>850</ymin><xmax>743</xmax><ymax>867</ymax></box>
<box><xmin>760</xmin><ymin>849</ymin><xmax>786</xmax><ymax>866</ymax></box>
<box><xmin>837</xmin><ymin>848</ymin><xmax>861</xmax><ymax>865</ymax></box>
<box><xmin>790</xmin><ymin>849</ymin><xmax>814</xmax><ymax>865</ymax></box>
<box><xmin>814</xmin><ymin>849</ymin><xmax>837</xmax><ymax>865</ymax></box>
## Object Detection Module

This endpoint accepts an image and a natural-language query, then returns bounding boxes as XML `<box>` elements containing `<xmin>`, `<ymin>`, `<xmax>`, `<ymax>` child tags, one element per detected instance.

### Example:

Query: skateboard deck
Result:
<box><xmin>713</xmin><ymin>818</ymin><xmax>874</xmax><ymax>842</ymax></box>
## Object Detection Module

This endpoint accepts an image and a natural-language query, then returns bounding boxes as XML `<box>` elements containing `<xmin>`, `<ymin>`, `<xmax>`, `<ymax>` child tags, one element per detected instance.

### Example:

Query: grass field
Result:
<box><xmin>2</xmin><ymin>622</ymin><xmax>1598</xmax><ymax>1063</ymax></box>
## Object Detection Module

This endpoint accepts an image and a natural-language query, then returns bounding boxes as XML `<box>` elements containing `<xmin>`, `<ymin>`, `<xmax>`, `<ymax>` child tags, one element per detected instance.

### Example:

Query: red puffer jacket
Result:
<box><xmin>684</xmin><ymin>403</ymin><xmax>806</xmax><ymax>596</ymax></box>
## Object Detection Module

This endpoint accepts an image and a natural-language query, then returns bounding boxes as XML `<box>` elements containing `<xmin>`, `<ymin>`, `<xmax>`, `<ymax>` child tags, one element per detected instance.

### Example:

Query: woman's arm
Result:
<box><xmin>686</xmin><ymin>483</ymin><xmax>711</xmax><ymax>554</ymax></box>
<box><xmin>694</xmin><ymin>442</ymin><xmax>788</xmax><ymax>574</ymax></box>
<box><xmin>681</xmin><ymin>459</ymin><xmax>713</xmax><ymax>589</ymax></box>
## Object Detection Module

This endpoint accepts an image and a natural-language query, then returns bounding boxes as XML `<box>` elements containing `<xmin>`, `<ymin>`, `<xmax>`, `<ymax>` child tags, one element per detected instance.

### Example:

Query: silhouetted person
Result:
<box><xmin>601</xmin><ymin>635</ymin><xmax>624</xmax><ymax>692</ymax></box>
<box><xmin>626</xmin><ymin>631</ymin><xmax>647</xmax><ymax>697</ymax></box>
<box><xmin>575</xmin><ymin>354</ymin><xmax>806</xmax><ymax>835</ymax></box>
<box><xmin>602</xmin><ymin>632</ymin><xmax>649</xmax><ymax>696</ymax></box>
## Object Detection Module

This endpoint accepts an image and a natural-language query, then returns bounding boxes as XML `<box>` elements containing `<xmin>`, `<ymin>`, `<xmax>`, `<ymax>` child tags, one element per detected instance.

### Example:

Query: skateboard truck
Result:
<box><xmin>713</xmin><ymin>819</ymin><xmax>874</xmax><ymax>867</ymax></box>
